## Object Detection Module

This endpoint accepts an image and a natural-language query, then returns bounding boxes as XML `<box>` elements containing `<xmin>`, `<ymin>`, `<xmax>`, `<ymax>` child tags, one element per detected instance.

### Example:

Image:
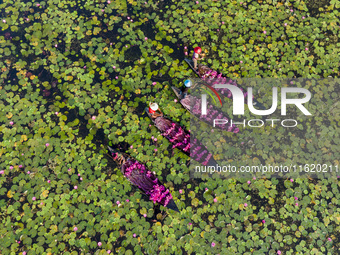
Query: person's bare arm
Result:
<box><xmin>198</xmin><ymin>53</ymin><xmax>205</xmax><ymax>60</ymax></box>
<box><xmin>151</xmin><ymin>110</ymin><xmax>163</xmax><ymax>118</ymax></box>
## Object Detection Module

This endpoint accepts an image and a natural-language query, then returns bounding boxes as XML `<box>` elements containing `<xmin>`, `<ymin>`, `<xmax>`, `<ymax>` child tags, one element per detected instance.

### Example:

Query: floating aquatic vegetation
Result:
<box><xmin>0</xmin><ymin>0</ymin><xmax>339</xmax><ymax>254</ymax></box>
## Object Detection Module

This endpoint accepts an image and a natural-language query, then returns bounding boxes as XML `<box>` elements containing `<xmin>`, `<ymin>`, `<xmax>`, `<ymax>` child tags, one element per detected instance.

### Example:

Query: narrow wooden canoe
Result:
<box><xmin>146</xmin><ymin>108</ymin><xmax>218</xmax><ymax>167</ymax></box>
<box><xmin>108</xmin><ymin>146</ymin><xmax>179</xmax><ymax>212</ymax></box>
<box><xmin>171</xmin><ymin>86</ymin><xmax>240</xmax><ymax>133</ymax></box>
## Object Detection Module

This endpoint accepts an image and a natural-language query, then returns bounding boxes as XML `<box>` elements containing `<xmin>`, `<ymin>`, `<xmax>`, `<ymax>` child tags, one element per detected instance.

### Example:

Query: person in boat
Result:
<box><xmin>149</xmin><ymin>102</ymin><xmax>163</xmax><ymax>119</ymax></box>
<box><xmin>179</xmin><ymin>79</ymin><xmax>192</xmax><ymax>99</ymax></box>
<box><xmin>107</xmin><ymin>146</ymin><xmax>179</xmax><ymax>212</ymax></box>
<box><xmin>192</xmin><ymin>46</ymin><xmax>203</xmax><ymax>71</ymax></box>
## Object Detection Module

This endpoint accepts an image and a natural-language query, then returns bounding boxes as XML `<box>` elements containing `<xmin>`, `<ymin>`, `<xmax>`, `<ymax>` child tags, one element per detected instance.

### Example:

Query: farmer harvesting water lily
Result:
<box><xmin>192</xmin><ymin>46</ymin><xmax>204</xmax><ymax>70</ymax></box>
<box><xmin>179</xmin><ymin>79</ymin><xmax>192</xmax><ymax>99</ymax></box>
<box><xmin>146</xmin><ymin>102</ymin><xmax>218</xmax><ymax>167</ymax></box>
<box><xmin>148</xmin><ymin>102</ymin><xmax>163</xmax><ymax>119</ymax></box>
<box><xmin>107</xmin><ymin>146</ymin><xmax>179</xmax><ymax>212</ymax></box>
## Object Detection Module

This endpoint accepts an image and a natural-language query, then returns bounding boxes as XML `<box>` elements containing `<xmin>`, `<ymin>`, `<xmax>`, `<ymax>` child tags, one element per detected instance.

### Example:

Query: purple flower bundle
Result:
<box><xmin>190</xmin><ymin>137</ymin><xmax>213</xmax><ymax>166</ymax></box>
<box><xmin>153</xmin><ymin>116</ymin><xmax>215</xmax><ymax>166</ymax></box>
<box><xmin>155</xmin><ymin>117</ymin><xmax>190</xmax><ymax>152</ymax></box>
<box><xmin>110</xmin><ymin>153</ymin><xmax>175</xmax><ymax>208</ymax></box>
<box><xmin>149</xmin><ymin>184</ymin><xmax>173</xmax><ymax>206</ymax></box>
<box><xmin>123</xmin><ymin>159</ymin><xmax>147</xmax><ymax>176</ymax></box>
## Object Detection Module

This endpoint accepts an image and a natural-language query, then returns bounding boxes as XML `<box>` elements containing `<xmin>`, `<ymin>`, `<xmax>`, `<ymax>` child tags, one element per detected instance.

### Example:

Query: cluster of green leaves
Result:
<box><xmin>0</xmin><ymin>0</ymin><xmax>339</xmax><ymax>254</ymax></box>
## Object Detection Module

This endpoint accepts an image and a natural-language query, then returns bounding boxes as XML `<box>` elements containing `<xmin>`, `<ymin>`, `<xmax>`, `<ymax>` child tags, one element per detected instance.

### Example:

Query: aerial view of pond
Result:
<box><xmin>0</xmin><ymin>0</ymin><xmax>339</xmax><ymax>254</ymax></box>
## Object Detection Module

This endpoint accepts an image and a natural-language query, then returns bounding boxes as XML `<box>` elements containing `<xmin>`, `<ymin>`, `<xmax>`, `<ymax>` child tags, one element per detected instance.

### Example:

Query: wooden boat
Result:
<box><xmin>108</xmin><ymin>146</ymin><xmax>179</xmax><ymax>212</ymax></box>
<box><xmin>145</xmin><ymin>107</ymin><xmax>218</xmax><ymax>167</ymax></box>
<box><xmin>184</xmin><ymin>58</ymin><xmax>266</xmax><ymax>110</ymax></box>
<box><xmin>171</xmin><ymin>86</ymin><xmax>240</xmax><ymax>133</ymax></box>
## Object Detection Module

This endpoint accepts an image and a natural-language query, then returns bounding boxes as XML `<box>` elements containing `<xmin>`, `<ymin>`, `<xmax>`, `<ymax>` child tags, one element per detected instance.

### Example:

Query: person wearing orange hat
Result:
<box><xmin>192</xmin><ymin>46</ymin><xmax>203</xmax><ymax>71</ymax></box>
<box><xmin>148</xmin><ymin>102</ymin><xmax>163</xmax><ymax>119</ymax></box>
